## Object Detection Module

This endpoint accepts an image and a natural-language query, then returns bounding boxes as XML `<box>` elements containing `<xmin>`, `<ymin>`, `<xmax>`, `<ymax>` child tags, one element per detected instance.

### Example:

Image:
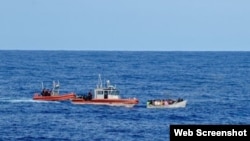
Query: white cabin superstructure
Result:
<box><xmin>94</xmin><ymin>74</ymin><xmax>120</xmax><ymax>99</ymax></box>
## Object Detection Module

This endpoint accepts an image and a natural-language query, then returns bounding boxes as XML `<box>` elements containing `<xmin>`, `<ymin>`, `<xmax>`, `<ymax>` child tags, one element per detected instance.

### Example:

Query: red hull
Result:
<box><xmin>33</xmin><ymin>93</ymin><xmax>76</xmax><ymax>101</ymax></box>
<box><xmin>71</xmin><ymin>98</ymin><xmax>139</xmax><ymax>106</ymax></box>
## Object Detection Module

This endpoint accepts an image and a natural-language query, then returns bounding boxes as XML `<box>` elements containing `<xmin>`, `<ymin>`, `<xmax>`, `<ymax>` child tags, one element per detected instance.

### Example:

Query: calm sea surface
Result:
<box><xmin>0</xmin><ymin>51</ymin><xmax>250</xmax><ymax>141</ymax></box>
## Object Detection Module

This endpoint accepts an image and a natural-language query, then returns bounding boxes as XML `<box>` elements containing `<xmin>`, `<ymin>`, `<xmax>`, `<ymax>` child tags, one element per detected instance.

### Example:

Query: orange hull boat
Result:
<box><xmin>33</xmin><ymin>93</ymin><xmax>76</xmax><ymax>101</ymax></box>
<box><xmin>33</xmin><ymin>80</ymin><xmax>76</xmax><ymax>101</ymax></box>
<box><xmin>71</xmin><ymin>74</ymin><xmax>139</xmax><ymax>107</ymax></box>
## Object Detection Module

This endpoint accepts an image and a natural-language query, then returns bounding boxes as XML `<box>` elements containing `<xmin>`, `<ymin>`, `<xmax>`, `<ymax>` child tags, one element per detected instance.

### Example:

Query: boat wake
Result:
<box><xmin>0</xmin><ymin>98</ymin><xmax>60</xmax><ymax>103</ymax></box>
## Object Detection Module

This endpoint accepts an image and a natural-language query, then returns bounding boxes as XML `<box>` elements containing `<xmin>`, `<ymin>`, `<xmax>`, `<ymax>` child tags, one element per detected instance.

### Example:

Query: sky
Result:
<box><xmin>0</xmin><ymin>0</ymin><xmax>249</xmax><ymax>51</ymax></box>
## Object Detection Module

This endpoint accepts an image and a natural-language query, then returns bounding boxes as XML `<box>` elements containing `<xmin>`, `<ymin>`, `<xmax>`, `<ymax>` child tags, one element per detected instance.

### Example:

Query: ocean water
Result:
<box><xmin>0</xmin><ymin>51</ymin><xmax>250</xmax><ymax>141</ymax></box>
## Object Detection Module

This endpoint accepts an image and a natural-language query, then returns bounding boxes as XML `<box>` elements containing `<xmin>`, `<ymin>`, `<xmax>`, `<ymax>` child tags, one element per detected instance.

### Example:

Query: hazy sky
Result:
<box><xmin>0</xmin><ymin>0</ymin><xmax>249</xmax><ymax>51</ymax></box>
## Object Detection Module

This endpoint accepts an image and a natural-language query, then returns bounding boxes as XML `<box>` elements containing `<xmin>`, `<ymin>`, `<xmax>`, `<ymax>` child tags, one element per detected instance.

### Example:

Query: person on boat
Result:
<box><xmin>48</xmin><ymin>89</ymin><xmax>52</xmax><ymax>96</ymax></box>
<box><xmin>41</xmin><ymin>88</ymin><xmax>46</xmax><ymax>96</ymax></box>
<box><xmin>154</xmin><ymin>100</ymin><xmax>159</xmax><ymax>106</ymax></box>
<box><xmin>149</xmin><ymin>100</ymin><xmax>153</xmax><ymax>105</ymax></box>
<box><xmin>87</xmin><ymin>91</ymin><xmax>92</xmax><ymax>100</ymax></box>
<box><xmin>177</xmin><ymin>98</ymin><xmax>183</xmax><ymax>102</ymax></box>
<box><xmin>164</xmin><ymin>99</ymin><xmax>169</xmax><ymax>105</ymax></box>
<box><xmin>167</xmin><ymin>99</ymin><xmax>174</xmax><ymax>104</ymax></box>
<box><xmin>152</xmin><ymin>100</ymin><xmax>155</xmax><ymax>105</ymax></box>
<box><xmin>161</xmin><ymin>100</ymin><xmax>164</xmax><ymax>105</ymax></box>
<box><xmin>43</xmin><ymin>89</ymin><xmax>51</xmax><ymax>96</ymax></box>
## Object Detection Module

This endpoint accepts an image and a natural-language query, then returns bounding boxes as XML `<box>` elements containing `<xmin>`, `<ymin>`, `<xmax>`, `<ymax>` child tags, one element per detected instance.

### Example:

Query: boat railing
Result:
<box><xmin>51</xmin><ymin>80</ymin><xmax>60</xmax><ymax>96</ymax></box>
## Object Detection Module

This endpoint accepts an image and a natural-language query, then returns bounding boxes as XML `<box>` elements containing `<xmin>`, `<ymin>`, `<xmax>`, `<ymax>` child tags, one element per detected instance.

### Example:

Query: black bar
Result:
<box><xmin>170</xmin><ymin>125</ymin><xmax>250</xmax><ymax>141</ymax></box>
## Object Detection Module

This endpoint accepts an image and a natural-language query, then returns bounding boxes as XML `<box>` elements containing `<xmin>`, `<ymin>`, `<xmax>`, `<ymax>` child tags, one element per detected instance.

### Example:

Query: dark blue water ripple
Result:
<box><xmin>0</xmin><ymin>51</ymin><xmax>250</xmax><ymax>141</ymax></box>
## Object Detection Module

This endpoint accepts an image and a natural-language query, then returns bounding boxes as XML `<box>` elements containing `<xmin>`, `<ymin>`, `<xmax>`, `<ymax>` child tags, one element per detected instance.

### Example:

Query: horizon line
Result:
<box><xmin>0</xmin><ymin>49</ymin><xmax>250</xmax><ymax>52</ymax></box>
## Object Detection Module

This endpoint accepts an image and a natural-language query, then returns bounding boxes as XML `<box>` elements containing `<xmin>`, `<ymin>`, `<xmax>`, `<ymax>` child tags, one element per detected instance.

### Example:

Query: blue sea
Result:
<box><xmin>0</xmin><ymin>51</ymin><xmax>250</xmax><ymax>141</ymax></box>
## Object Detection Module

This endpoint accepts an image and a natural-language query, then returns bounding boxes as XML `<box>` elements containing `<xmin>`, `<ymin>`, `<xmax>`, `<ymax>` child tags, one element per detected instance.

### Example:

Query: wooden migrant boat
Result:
<box><xmin>146</xmin><ymin>98</ymin><xmax>187</xmax><ymax>108</ymax></box>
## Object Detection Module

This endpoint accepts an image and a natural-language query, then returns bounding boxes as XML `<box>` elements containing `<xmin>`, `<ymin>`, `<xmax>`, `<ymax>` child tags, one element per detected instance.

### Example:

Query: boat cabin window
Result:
<box><xmin>99</xmin><ymin>89</ymin><xmax>120</xmax><ymax>95</ymax></box>
<box><xmin>97</xmin><ymin>91</ymin><xmax>103</xmax><ymax>95</ymax></box>
<box><xmin>110</xmin><ymin>90</ymin><xmax>119</xmax><ymax>95</ymax></box>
